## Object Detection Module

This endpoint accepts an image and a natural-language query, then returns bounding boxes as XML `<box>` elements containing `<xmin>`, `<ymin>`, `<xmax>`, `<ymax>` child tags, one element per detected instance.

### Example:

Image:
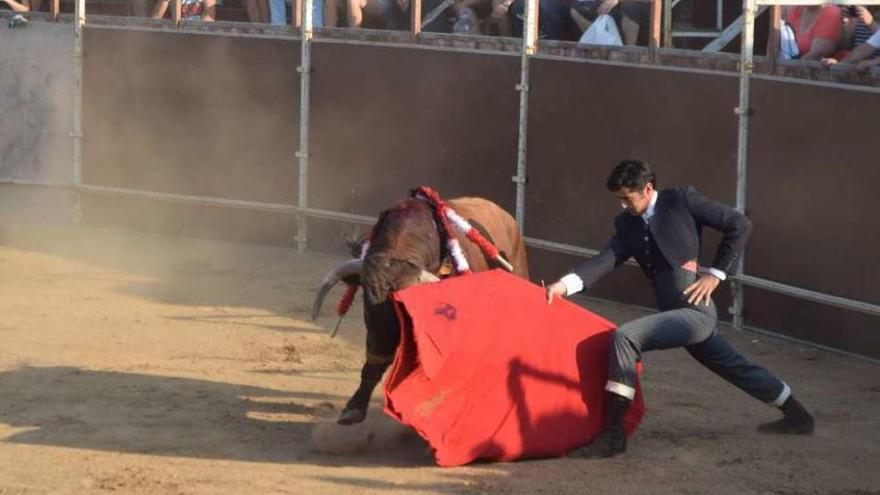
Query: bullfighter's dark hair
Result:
<box><xmin>606</xmin><ymin>159</ymin><xmax>657</xmax><ymax>192</ymax></box>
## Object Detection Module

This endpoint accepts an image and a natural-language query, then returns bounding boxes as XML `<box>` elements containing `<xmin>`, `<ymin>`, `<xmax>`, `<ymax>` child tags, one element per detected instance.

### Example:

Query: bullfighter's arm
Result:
<box><xmin>683</xmin><ymin>186</ymin><xmax>752</xmax><ymax>278</ymax></box>
<box><xmin>561</xmin><ymin>228</ymin><xmax>631</xmax><ymax>296</ymax></box>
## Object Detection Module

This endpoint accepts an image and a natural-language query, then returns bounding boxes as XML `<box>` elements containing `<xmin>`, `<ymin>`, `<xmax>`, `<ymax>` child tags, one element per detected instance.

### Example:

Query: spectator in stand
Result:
<box><xmin>452</xmin><ymin>0</ymin><xmax>490</xmax><ymax>34</ymax></box>
<box><xmin>152</xmin><ymin>0</ymin><xmax>216</xmax><ymax>20</ymax></box>
<box><xmin>841</xmin><ymin>6</ymin><xmax>877</xmax><ymax>49</ymax></box>
<box><xmin>269</xmin><ymin>0</ymin><xmax>323</xmax><ymax>26</ymax></box>
<box><xmin>324</xmin><ymin>0</ymin><xmax>390</xmax><ymax>28</ymax></box>
<box><xmin>597</xmin><ymin>0</ymin><xmax>649</xmax><ymax>45</ymax></box>
<box><xmin>823</xmin><ymin>20</ymin><xmax>880</xmax><ymax>71</ymax></box>
<box><xmin>488</xmin><ymin>0</ymin><xmax>514</xmax><ymax>35</ymax></box>
<box><xmin>1</xmin><ymin>0</ymin><xmax>40</xmax><ymax>12</ymax></box>
<box><xmin>244</xmin><ymin>0</ymin><xmax>269</xmax><ymax>22</ymax></box>
<box><xmin>505</xmin><ymin>0</ymin><xmax>571</xmax><ymax>40</ymax></box>
<box><xmin>569</xmin><ymin>0</ymin><xmax>650</xmax><ymax>45</ymax></box>
<box><xmin>821</xmin><ymin>6</ymin><xmax>879</xmax><ymax>69</ymax></box>
<box><xmin>386</xmin><ymin>0</ymin><xmax>455</xmax><ymax>31</ymax></box>
<box><xmin>570</xmin><ymin>0</ymin><xmax>621</xmax><ymax>40</ymax></box>
<box><xmin>784</xmin><ymin>4</ymin><xmax>842</xmax><ymax>60</ymax></box>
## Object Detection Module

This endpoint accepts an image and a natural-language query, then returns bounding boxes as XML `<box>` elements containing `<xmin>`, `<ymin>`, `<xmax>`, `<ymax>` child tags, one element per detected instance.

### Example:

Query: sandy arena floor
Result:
<box><xmin>0</xmin><ymin>221</ymin><xmax>878</xmax><ymax>495</ymax></box>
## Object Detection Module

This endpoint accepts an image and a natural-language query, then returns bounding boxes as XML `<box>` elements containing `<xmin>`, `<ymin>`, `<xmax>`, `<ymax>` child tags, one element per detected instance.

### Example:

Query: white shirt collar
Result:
<box><xmin>641</xmin><ymin>189</ymin><xmax>658</xmax><ymax>223</ymax></box>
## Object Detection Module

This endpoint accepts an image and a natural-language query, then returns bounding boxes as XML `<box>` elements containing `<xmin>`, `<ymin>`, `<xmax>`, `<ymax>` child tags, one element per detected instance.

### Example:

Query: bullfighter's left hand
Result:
<box><xmin>683</xmin><ymin>273</ymin><xmax>720</xmax><ymax>306</ymax></box>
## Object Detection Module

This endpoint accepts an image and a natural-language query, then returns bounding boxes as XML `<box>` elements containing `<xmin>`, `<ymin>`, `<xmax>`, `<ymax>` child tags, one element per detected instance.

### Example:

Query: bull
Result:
<box><xmin>312</xmin><ymin>194</ymin><xmax>529</xmax><ymax>424</ymax></box>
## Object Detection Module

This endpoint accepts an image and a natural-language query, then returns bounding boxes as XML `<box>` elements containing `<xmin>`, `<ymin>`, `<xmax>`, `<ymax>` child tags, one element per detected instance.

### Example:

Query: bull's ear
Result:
<box><xmin>341</xmin><ymin>226</ymin><xmax>368</xmax><ymax>258</ymax></box>
<box><xmin>341</xmin><ymin>273</ymin><xmax>361</xmax><ymax>286</ymax></box>
<box><xmin>345</xmin><ymin>237</ymin><xmax>368</xmax><ymax>258</ymax></box>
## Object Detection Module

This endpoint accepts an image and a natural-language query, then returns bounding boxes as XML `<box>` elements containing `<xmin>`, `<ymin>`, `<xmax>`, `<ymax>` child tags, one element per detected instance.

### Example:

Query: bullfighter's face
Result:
<box><xmin>615</xmin><ymin>183</ymin><xmax>654</xmax><ymax>217</ymax></box>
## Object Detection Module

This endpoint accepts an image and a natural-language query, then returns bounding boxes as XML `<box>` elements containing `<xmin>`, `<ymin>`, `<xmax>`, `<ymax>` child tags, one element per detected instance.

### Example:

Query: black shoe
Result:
<box><xmin>758</xmin><ymin>396</ymin><xmax>814</xmax><ymax>435</ymax></box>
<box><xmin>567</xmin><ymin>427</ymin><xmax>627</xmax><ymax>458</ymax></box>
<box><xmin>568</xmin><ymin>393</ymin><xmax>631</xmax><ymax>459</ymax></box>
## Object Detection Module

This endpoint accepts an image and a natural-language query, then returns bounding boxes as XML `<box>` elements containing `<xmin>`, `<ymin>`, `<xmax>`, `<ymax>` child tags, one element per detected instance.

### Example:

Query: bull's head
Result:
<box><xmin>311</xmin><ymin>199</ymin><xmax>443</xmax><ymax>341</ymax></box>
<box><xmin>311</xmin><ymin>256</ymin><xmax>439</xmax><ymax>323</ymax></box>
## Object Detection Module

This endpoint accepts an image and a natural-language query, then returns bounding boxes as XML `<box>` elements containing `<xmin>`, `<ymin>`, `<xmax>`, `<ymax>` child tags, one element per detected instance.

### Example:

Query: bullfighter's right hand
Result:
<box><xmin>545</xmin><ymin>280</ymin><xmax>568</xmax><ymax>305</ymax></box>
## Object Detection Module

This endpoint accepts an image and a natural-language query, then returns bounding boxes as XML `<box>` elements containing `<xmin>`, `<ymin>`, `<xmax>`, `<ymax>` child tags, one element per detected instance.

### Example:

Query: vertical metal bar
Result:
<box><xmin>513</xmin><ymin>0</ymin><xmax>538</xmax><ymax>231</ymax></box>
<box><xmin>662</xmin><ymin>0</ymin><xmax>672</xmax><ymax>48</ymax></box>
<box><xmin>297</xmin><ymin>0</ymin><xmax>314</xmax><ymax>252</ymax></box>
<box><xmin>767</xmin><ymin>5</ymin><xmax>781</xmax><ymax>71</ymax></box>
<box><xmin>410</xmin><ymin>0</ymin><xmax>422</xmax><ymax>37</ymax></box>
<box><xmin>650</xmin><ymin>0</ymin><xmax>661</xmax><ymax>48</ymax></box>
<box><xmin>731</xmin><ymin>0</ymin><xmax>756</xmax><ymax>330</ymax></box>
<box><xmin>172</xmin><ymin>0</ymin><xmax>182</xmax><ymax>23</ymax></box>
<box><xmin>716</xmin><ymin>0</ymin><xmax>723</xmax><ymax>30</ymax></box>
<box><xmin>73</xmin><ymin>0</ymin><xmax>85</xmax><ymax>211</ymax></box>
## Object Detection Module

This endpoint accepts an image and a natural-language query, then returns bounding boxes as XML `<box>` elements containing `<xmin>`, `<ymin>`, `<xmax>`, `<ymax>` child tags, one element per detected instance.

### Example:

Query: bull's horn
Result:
<box><xmin>311</xmin><ymin>259</ymin><xmax>363</xmax><ymax>320</ymax></box>
<box><xmin>419</xmin><ymin>270</ymin><xmax>441</xmax><ymax>283</ymax></box>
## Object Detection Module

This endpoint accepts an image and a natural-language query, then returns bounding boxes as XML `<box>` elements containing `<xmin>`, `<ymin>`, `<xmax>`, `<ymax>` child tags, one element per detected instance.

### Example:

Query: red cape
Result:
<box><xmin>384</xmin><ymin>270</ymin><xmax>645</xmax><ymax>467</ymax></box>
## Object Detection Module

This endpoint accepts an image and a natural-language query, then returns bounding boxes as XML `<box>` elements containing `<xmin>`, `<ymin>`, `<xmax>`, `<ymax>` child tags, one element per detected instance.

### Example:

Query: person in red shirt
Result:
<box><xmin>785</xmin><ymin>5</ymin><xmax>842</xmax><ymax>60</ymax></box>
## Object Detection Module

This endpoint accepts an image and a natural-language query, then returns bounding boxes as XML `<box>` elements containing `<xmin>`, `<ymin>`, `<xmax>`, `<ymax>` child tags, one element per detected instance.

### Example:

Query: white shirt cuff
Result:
<box><xmin>560</xmin><ymin>273</ymin><xmax>585</xmax><ymax>296</ymax></box>
<box><xmin>705</xmin><ymin>267</ymin><xmax>727</xmax><ymax>281</ymax></box>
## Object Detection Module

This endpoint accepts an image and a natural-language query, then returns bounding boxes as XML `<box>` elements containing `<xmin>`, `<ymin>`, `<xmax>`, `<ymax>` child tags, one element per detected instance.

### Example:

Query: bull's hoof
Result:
<box><xmin>337</xmin><ymin>408</ymin><xmax>366</xmax><ymax>425</ymax></box>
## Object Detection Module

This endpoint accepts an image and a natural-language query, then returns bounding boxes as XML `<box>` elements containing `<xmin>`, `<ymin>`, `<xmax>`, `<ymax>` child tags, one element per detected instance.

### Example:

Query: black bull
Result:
<box><xmin>312</xmin><ymin>197</ymin><xmax>529</xmax><ymax>425</ymax></box>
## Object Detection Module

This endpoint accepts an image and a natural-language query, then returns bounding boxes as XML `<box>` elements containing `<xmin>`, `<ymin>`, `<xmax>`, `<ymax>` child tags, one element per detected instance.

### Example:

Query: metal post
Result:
<box><xmin>296</xmin><ymin>0</ymin><xmax>314</xmax><ymax>252</ymax></box>
<box><xmin>662</xmin><ymin>0</ymin><xmax>672</xmax><ymax>48</ymax></box>
<box><xmin>410</xmin><ymin>0</ymin><xmax>422</xmax><ymax>37</ymax></box>
<box><xmin>513</xmin><ymin>0</ymin><xmax>538</xmax><ymax>231</ymax></box>
<box><xmin>72</xmin><ymin>0</ymin><xmax>85</xmax><ymax>223</ymax></box>
<box><xmin>731</xmin><ymin>0</ymin><xmax>756</xmax><ymax>330</ymax></box>
<box><xmin>767</xmin><ymin>5</ymin><xmax>781</xmax><ymax>71</ymax></box>
<box><xmin>650</xmin><ymin>0</ymin><xmax>661</xmax><ymax>48</ymax></box>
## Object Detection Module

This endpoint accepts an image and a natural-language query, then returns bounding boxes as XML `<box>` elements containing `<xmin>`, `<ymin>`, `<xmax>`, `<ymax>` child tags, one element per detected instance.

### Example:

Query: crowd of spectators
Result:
<box><xmin>781</xmin><ymin>5</ymin><xmax>880</xmax><ymax>70</ymax></box>
<box><xmin>2</xmin><ymin>0</ymin><xmax>880</xmax><ymax>70</ymax></box>
<box><xmin>309</xmin><ymin>0</ymin><xmax>658</xmax><ymax>41</ymax></box>
<box><xmin>0</xmin><ymin>0</ymin><xmax>657</xmax><ymax>41</ymax></box>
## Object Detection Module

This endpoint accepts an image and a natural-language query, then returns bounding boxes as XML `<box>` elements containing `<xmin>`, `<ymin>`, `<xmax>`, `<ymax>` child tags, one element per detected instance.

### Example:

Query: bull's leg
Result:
<box><xmin>338</xmin><ymin>354</ymin><xmax>393</xmax><ymax>425</ymax></box>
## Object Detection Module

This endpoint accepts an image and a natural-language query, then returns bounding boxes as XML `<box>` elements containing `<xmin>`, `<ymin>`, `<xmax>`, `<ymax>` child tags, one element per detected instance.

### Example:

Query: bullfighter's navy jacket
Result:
<box><xmin>571</xmin><ymin>186</ymin><xmax>752</xmax><ymax>298</ymax></box>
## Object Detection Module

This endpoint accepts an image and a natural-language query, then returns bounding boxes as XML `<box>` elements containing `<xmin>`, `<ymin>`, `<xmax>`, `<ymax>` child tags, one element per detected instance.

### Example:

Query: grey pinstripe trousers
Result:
<box><xmin>606</xmin><ymin>270</ymin><xmax>790</xmax><ymax>406</ymax></box>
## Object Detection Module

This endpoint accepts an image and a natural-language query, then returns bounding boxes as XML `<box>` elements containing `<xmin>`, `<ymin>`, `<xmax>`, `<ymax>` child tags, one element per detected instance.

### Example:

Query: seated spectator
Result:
<box><xmin>381</xmin><ymin>0</ymin><xmax>454</xmax><ymax>31</ymax></box>
<box><xmin>569</xmin><ymin>0</ymin><xmax>649</xmax><ymax>45</ymax></box>
<box><xmin>453</xmin><ymin>0</ymin><xmax>494</xmax><ymax>34</ymax></box>
<box><xmin>268</xmin><ymin>0</ymin><xmax>323</xmax><ymax>26</ymax></box>
<box><xmin>784</xmin><ymin>4</ymin><xmax>842</xmax><ymax>60</ymax></box>
<box><xmin>570</xmin><ymin>0</ymin><xmax>620</xmax><ymax>39</ymax></box>
<box><xmin>244</xmin><ymin>0</ymin><xmax>269</xmax><ymax>22</ymax></box>
<box><xmin>1</xmin><ymin>0</ymin><xmax>40</xmax><ymax>12</ymax></box>
<box><xmin>507</xmin><ymin>0</ymin><xmax>571</xmax><ymax>40</ymax></box>
<box><xmin>839</xmin><ymin>6</ymin><xmax>877</xmax><ymax>50</ymax></box>
<box><xmin>324</xmin><ymin>0</ymin><xmax>390</xmax><ymax>28</ymax></box>
<box><xmin>152</xmin><ymin>0</ymin><xmax>216</xmax><ymax>20</ymax></box>
<box><xmin>487</xmin><ymin>0</ymin><xmax>514</xmax><ymax>34</ymax></box>
<box><xmin>823</xmin><ymin>20</ymin><xmax>880</xmax><ymax>71</ymax></box>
